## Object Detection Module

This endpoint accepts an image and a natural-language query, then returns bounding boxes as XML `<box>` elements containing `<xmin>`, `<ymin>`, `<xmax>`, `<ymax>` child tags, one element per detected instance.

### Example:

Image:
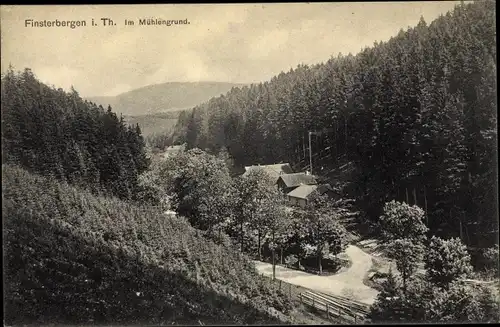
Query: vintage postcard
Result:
<box><xmin>1</xmin><ymin>2</ymin><xmax>498</xmax><ymax>325</ymax></box>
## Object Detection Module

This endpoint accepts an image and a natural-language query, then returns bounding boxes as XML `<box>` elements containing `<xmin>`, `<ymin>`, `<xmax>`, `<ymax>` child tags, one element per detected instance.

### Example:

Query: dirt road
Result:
<box><xmin>253</xmin><ymin>245</ymin><xmax>379</xmax><ymax>305</ymax></box>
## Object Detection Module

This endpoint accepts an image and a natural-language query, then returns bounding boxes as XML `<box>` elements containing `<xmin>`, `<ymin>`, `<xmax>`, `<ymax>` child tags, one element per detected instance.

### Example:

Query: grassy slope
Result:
<box><xmin>124</xmin><ymin>111</ymin><xmax>181</xmax><ymax>137</ymax></box>
<box><xmin>86</xmin><ymin>82</ymin><xmax>247</xmax><ymax>116</ymax></box>
<box><xmin>3</xmin><ymin>165</ymin><xmax>299</xmax><ymax>325</ymax></box>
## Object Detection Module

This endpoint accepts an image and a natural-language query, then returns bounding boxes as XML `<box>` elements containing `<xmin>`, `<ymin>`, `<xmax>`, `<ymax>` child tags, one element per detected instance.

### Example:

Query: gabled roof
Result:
<box><xmin>287</xmin><ymin>184</ymin><xmax>318</xmax><ymax>200</ymax></box>
<box><xmin>278</xmin><ymin>173</ymin><xmax>317</xmax><ymax>188</ymax></box>
<box><xmin>286</xmin><ymin>183</ymin><xmax>333</xmax><ymax>200</ymax></box>
<box><xmin>242</xmin><ymin>163</ymin><xmax>294</xmax><ymax>182</ymax></box>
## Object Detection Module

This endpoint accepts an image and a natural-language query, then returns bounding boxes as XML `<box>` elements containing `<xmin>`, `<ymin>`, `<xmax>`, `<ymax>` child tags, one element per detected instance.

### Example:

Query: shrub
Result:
<box><xmin>425</xmin><ymin>236</ymin><xmax>473</xmax><ymax>289</ymax></box>
<box><xmin>3</xmin><ymin>165</ymin><xmax>296</xmax><ymax>325</ymax></box>
<box><xmin>378</xmin><ymin>200</ymin><xmax>428</xmax><ymax>243</ymax></box>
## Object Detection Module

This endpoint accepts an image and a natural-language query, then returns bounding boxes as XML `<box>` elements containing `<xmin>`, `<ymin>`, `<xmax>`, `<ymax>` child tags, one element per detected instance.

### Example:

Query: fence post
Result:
<box><xmin>279</xmin><ymin>280</ymin><xmax>282</xmax><ymax>291</ymax></box>
<box><xmin>326</xmin><ymin>304</ymin><xmax>329</xmax><ymax>318</ymax></box>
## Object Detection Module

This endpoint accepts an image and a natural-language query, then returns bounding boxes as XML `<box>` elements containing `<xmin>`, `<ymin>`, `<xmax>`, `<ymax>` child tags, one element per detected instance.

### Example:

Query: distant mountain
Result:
<box><xmin>86</xmin><ymin>82</ymin><xmax>247</xmax><ymax>116</ymax></box>
<box><xmin>124</xmin><ymin>111</ymin><xmax>181</xmax><ymax>137</ymax></box>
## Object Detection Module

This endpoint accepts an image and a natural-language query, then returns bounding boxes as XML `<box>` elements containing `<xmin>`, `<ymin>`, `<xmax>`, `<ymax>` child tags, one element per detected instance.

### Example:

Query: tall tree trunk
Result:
<box><xmin>272</xmin><ymin>232</ymin><xmax>276</xmax><ymax>280</ymax></box>
<box><xmin>303</xmin><ymin>134</ymin><xmax>306</xmax><ymax>159</ymax></box>
<box><xmin>424</xmin><ymin>185</ymin><xmax>428</xmax><ymax>225</ymax></box>
<box><xmin>240</xmin><ymin>221</ymin><xmax>244</xmax><ymax>252</ymax></box>
<box><xmin>258</xmin><ymin>230</ymin><xmax>261</xmax><ymax>261</ymax></box>
<box><xmin>334</xmin><ymin>121</ymin><xmax>338</xmax><ymax>163</ymax></box>
<box><xmin>272</xmin><ymin>250</ymin><xmax>276</xmax><ymax>280</ymax></box>
<box><xmin>402</xmin><ymin>272</ymin><xmax>407</xmax><ymax>295</ymax></box>
<box><xmin>280</xmin><ymin>247</ymin><xmax>283</xmax><ymax>265</ymax></box>
<box><xmin>405</xmin><ymin>187</ymin><xmax>409</xmax><ymax>204</ymax></box>
<box><xmin>413</xmin><ymin>187</ymin><xmax>417</xmax><ymax>206</ymax></box>
<box><xmin>465</xmin><ymin>223</ymin><xmax>471</xmax><ymax>246</ymax></box>
<box><xmin>344</xmin><ymin>116</ymin><xmax>347</xmax><ymax>155</ymax></box>
<box><xmin>459</xmin><ymin>219</ymin><xmax>463</xmax><ymax>242</ymax></box>
<box><xmin>318</xmin><ymin>251</ymin><xmax>323</xmax><ymax>275</ymax></box>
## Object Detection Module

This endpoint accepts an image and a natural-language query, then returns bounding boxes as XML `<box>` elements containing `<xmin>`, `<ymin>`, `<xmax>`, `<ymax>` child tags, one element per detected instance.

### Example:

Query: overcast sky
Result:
<box><xmin>1</xmin><ymin>2</ymin><xmax>462</xmax><ymax>97</ymax></box>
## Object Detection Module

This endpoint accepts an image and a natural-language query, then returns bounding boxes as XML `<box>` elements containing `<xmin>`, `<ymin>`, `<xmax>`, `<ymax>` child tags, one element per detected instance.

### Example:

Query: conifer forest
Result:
<box><xmin>2</xmin><ymin>1</ymin><xmax>499</xmax><ymax>325</ymax></box>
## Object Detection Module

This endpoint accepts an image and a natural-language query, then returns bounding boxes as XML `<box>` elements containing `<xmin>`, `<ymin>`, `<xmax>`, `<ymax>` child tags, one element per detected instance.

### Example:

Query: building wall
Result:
<box><xmin>277</xmin><ymin>179</ymin><xmax>287</xmax><ymax>193</ymax></box>
<box><xmin>288</xmin><ymin>196</ymin><xmax>307</xmax><ymax>208</ymax></box>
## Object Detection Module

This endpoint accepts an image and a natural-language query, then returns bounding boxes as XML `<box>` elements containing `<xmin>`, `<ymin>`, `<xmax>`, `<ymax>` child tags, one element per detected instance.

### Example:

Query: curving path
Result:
<box><xmin>253</xmin><ymin>245</ymin><xmax>379</xmax><ymax>305</ymax></box>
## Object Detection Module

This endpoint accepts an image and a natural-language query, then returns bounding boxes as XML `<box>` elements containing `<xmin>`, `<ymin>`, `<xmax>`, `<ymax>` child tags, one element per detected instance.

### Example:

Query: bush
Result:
<box><xmin>378</xmin><ymin>201</ymin><xmax>428</xmax><ymax>243</ymax></box>
<box><xmin>284</xmin><ymin>255</ymin><xmax>299</xmax><ymax>269</ymax></box>
<box><xmin>425</xmin><ymin>236</ymin><xmax>473</xmax><ymax>288</ymax></box>
<box><xmin>3</xmin><ymin>165</ymin><xmax>296</xmax><ymax>325</ymax></box>
<box><xmin>370</xmin><ymin>275</ymin><xmax>500</xmax><ymax>323</ymax></box>
<box><xmin>481</xmin><ymin>245</ymin><xmax>499</xmax><ymax>276</ymax></box>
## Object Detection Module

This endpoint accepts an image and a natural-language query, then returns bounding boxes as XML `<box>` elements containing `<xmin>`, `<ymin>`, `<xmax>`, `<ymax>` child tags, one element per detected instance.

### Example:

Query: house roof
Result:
<box><xmin>242</xmin><ymin>163</ymin><xmax>294</xmax><ymax>181</ymax></box>
<box><xmin>286</xmin><ymin>183</ymin><xmax>333</xmax><ymax>200</ymax></box>
<box><xmin>278</xmin><ymin>173</ymin><xmax>317</xmax><ymax>188</ymax></box>
<box><xmin>287</xmin><ymin>184</ymin><xmax>318</xmax><ymax>200</ymax></box>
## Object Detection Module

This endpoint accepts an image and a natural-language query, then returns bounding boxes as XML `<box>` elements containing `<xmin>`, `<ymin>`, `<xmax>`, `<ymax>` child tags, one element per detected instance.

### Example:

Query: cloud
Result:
<box><xmin>1</xmin><ymin>2</ymin><xmax>463</xmax><ymax>97</ymax></box>
<box><xmin>34</xmin><ymin>65</ymin><xmax>81</xmax><ymax>91</ymax></box>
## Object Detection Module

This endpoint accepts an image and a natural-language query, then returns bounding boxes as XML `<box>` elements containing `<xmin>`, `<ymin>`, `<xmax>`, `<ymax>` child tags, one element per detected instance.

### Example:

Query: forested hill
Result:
<box><xmin>86</xmin><ymin>82</ymin><xmax>248</xmax><ymax>116</ymax></box>
<box><xmin>173</xmin><ymin>1</ymin><xmax>497</xmax><ymax>248</ymax></box>
<box><xmin>1</xmin><ymin>67</ymin><xmax>149</xmax><ymax>200</ymax></box>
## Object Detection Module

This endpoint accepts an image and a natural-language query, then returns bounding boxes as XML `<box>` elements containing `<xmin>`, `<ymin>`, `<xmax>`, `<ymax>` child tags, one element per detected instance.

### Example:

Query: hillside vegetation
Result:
<box><xmin>3</xmin><ymin>164</ymin><xmax>297</xmax><ymax>325</ymax></box>
<box><xmin>124</xmin><ymin>111</ymin><xmax>181</xmax><ymax>138</ymax></box>
<box><xmin>1</xmin><ymin>68</ymin><xmax>149</xmax><ymax>200</ymax></box>
<box><xmin>86</xmin><ymin>82</ymin><xmax>248</xmax><ymax>116</ymax></box>
<box><xmin>173</xmin><ymin>1</ymin><xmax>497</xmax><ymax>249</ymax></box>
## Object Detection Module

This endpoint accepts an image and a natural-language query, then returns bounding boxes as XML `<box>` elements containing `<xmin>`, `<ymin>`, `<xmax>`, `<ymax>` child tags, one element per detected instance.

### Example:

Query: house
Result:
<box><xmin>276</xmin><ymin>172</ymin><xmax>317</xmax><ymax>194</ymax></box>
<box><xmin>286</xmin><ymin>183</ymin><xmax>334</xmax><ymax>208</ymax></box>
<box><xmin>242</xmin><ymin>163</ymin><xmax>294</xmax><ymax>184</ymax></box>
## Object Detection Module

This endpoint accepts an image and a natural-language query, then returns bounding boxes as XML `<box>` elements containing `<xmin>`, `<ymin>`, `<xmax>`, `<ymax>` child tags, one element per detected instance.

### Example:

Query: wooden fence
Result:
<box><xmin>260</xmin><ymin>274</ymin><xmax>371</xmax><ymax>324</ymax></box>
<box><xmin>299</xmin><ymin>290</ymin><xmax>370</xmax><ymax>324</ymax></box>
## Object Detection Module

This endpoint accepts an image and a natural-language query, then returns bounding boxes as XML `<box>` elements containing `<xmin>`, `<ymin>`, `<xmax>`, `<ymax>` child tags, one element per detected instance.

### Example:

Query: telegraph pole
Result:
<box><xmin>308</xmin><ymin>131</ymin><xmax>313</xmax><ymax>175</ymax></box>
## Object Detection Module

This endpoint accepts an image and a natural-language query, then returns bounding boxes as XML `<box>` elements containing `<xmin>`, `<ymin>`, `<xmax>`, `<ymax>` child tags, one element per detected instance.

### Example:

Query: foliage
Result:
<box><xmin>425</xmin><ymin>236</ymin><xmax>473</xmax><ymax>288</ymax></box>
<box><xmin>369</xmin><ymin>268</ymin><xmax>405</xmax><ymax>322</ymax></box>
<box><xmin>371</xmin><ymin>232</ymin><xmax>499</xmax><ymax>323</ymax></box>
<box><xmin>386</xmin><ymin>239</ymin><xmax>425</xmax><ymax>291</ymax></box>
<box><xmin>379</xmin><ymin>201</ymin><xmax>428</xmax><ymax>243</ymax></box>
<box><xmin>3</xmin><ymin>164</ymin><xmax>297</xmax><ymax>325</ymax></box>
<box><xmin>295</xmin><ymin>194</ymin><xmax>349</xmax><ymax>274</ymax></box>
<box><xmin>1</xmin><ymin>67</ymin><xmax>149</xmax><ymax>200</ymax></box>
<box><xmin>157</xmin><ymin>149</ymin><xmax>236</xmax><ymax>231</ymax></box>
<box><xmin>480</xmin><ymin>245</ymin><xmax>500</xmax><ymax>276</ymax></box>
<box><xmin>429</xmin><ymin>281</ymin><xmax>500</xmax><ymax>323</ymax></box>
<box><xmin>284</xmin><ymin>255</ymin><xmax>299</xmax><ymax>269</ymax></box>
<box><xmin>171</xmin><ymin>0</ymin><xmax>497</xmax><ymax>249</ymax></box>
<box><xmin>235</xmin><ymin>168</ymin><xmax>281</xmax><ymax>259</ymax></box>
<box><xmin>370</xmin><ymin>274</ymin><xmax>500</xmax><ymax>323</ymax></box>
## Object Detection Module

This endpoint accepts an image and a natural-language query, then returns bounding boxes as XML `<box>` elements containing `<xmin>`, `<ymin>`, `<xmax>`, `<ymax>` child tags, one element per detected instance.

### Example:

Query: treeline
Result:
<box><xmin>173</xmin><ymin>1</ymin><xmax>497</xmax><ymax>248</ymax></box>
<box><xmin>3</xmin><ymin>165</ymin><xmax>296</xmax><ymax>325</ymax></box>
<box><xmin>1</xmin><ymin>67</ymin><xmax>149</xmax><ymax>200</ymax></box>
<box><xmin>370</xmin><ymin>200</ymin><xmax>499</xmax><ymax>323</ymax></box>
<box><xmin>139</xmin><ymin>148</ymin><xmax>499</xmax><ymax>323</ymax></box>
<box><xmin>139</xmin><ymin>149</ymin><xmax>351</xmax><ymax>276</ymax></box>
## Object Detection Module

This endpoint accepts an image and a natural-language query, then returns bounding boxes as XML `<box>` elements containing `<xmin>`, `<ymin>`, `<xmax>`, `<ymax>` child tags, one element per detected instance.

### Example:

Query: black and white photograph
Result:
<box><xmin>1</xmin><ymin>1</ymin><xmax>498</xmax><ymax>325</ymax></box>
